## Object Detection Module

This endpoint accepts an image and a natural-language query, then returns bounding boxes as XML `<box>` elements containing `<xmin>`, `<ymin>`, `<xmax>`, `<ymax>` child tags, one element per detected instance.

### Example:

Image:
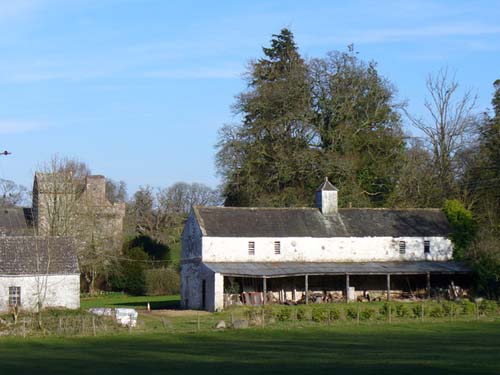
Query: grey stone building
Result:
<box><xmin>32</xmin><ymin>173</ymin><xmax>126</xmax><ymax>252</ymax></box>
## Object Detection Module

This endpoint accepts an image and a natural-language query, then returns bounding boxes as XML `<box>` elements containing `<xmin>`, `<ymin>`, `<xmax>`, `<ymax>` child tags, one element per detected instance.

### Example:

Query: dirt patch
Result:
<box><xmin>146</xmin><ymin>309</ymin><xmax>211</xmax><ymax>317</ymax></box>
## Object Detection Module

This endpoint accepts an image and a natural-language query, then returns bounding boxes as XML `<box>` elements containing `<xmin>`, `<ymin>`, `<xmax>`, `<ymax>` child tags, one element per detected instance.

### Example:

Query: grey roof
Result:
<box><xmin>317</xmin><ymin>177</ymin><xmax>337</xmax><ymax>191</ymax></box>
<box><xmin>204</xmin><ymin>261</ymin><xmax>471</xmax><ymax>277</ymax></box>
<box><xmin>194</xmin><ymin>207</ymin><xmax>451</xmax><ymax>238</ymax></box>
<box><xmin>0</xmin><ymin>208</ymin><xmax>32</xmax><ymax>235</ymax></box>
<box><xmin>0</xmin><ymin>237</ymin><xmax>79</xmax><ymax>275</ymax></box>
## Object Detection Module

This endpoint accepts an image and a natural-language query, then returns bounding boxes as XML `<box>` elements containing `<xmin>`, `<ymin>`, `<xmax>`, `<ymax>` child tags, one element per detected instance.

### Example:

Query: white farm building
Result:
<box><xmin>181</xmin><ymin>179</ymin><xmax>471</xmax><ymax>311</ymax></box>
<box><xmin>0</xmin><ymin>208</ymin><xmax>80</xmax><ymax>312</ymax></box>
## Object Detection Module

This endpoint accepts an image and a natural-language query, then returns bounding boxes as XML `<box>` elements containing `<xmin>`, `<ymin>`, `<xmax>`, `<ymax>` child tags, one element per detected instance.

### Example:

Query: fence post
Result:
<box><xmin>92</xmin><ymin>316</ymin><xmax>96</xmax><ymax>336</ymax></box>
<box><xmin>261</xmin><ymin>308</ymin><xmax>265</xmax><ymax>328</ymax></box>
<box><xmin>388</xmin><ymin>304</ymin><xmax>392</xmax><ymax>324</ymax></box>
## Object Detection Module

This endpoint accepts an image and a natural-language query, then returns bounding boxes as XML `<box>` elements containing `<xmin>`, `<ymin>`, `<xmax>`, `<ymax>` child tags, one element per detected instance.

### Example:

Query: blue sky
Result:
<box><xmin>0</xmin><ymin>0</ymin><xmax>499</xmax><ymax>196</ymax></box>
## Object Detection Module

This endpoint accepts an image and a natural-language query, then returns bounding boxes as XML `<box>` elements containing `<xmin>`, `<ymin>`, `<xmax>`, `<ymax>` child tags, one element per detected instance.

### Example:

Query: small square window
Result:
<box><xmin>399</xmin><ymin>241</ymin><xmax>406</xmax><ymax>254</ymax></box>
<box><xmin>248</xmin><ymin>241</ymin><xmax>255</xmax><ymax>255</ymax></box>
<box><xmin>424</xmin><ymin>240</ymin><xmax>430</xmax><ymax>254</ymax></box>
<box><xmin>9</xmin><ymin>286</ymin><xmax>21</xmax><ymax>306</ymax></box>
<box><xmin>274</xmin><ymin>241</ymin><xmax>281</xmax><ymax>255</ymax></box>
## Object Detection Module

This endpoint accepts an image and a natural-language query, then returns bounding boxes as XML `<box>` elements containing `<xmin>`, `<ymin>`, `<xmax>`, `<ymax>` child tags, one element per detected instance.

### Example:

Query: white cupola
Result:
<box><xmin>315</xmin><ymin>177</ymin><xmax>338</xmax><ymax>216</ymax></box>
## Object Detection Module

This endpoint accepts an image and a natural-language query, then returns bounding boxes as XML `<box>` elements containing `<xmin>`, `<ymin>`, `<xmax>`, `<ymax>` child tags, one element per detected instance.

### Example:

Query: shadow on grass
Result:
<box><xmin>0</xmin><ymin>322</ymin><xmax>499</xmax><ymax>375</ymax></box>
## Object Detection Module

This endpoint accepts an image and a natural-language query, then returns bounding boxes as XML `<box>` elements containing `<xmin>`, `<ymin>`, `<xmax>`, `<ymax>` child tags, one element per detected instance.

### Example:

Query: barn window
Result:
<box><xmin>424</xmin><ymin>240</ymin><xmax>430</xmax><ymax>254</ymax></box>
<box><xmin>248</xmin><ymin>241</ymin><xmax>255</xmax><ymax>255</ymax></box>
<box><xmin>8</xmin><ymin>286</ymin><xmax>21</xmax><ymax>306</ymax></box>
<box><xmin>274</xmin><ymin>241</ymin><xmax>281</xmax><ymax>255</ymax></box>
<box><xmin>399</xmin><ymin>241</ymin><xmax>406</xmax><ymax>254</ymax></box>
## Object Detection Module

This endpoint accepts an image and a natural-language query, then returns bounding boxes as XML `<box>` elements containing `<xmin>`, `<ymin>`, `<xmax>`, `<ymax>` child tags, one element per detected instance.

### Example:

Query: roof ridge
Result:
<box><xmin>195</xmin><ymin>206</ymin><xmax>319</xmax><ymax>210</ymax></box>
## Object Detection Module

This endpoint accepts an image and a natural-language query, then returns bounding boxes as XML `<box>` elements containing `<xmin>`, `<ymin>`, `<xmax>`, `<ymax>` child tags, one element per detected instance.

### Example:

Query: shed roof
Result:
<box><xmin>0</xmin><ymin>237</ymin><xmax>79</xmax><ymax>275</ymax></box>
<box><xmin>204</xmin><ymin>261</ymin><xmax>471</xmax><ymax>277</ymax></box>
<box><xmin>194</xmin><ymin>207</ymin><xmax>451</xmax><ymax>238</ymax></box>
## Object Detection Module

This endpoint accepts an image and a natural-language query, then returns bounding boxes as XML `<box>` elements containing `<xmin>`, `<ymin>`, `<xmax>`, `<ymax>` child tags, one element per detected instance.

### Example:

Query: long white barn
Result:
<box><xmin>181</xmin><ymin>179</ymin><xmax>470</xmax><ymax>311</ymax></box>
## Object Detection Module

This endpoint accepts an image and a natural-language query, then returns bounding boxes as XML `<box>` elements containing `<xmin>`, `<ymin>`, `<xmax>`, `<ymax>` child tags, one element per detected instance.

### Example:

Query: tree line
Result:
<box><xmin>216</xmin><ymin>28</ymin><xmax>499</xmax><ymax>297</ymax></box>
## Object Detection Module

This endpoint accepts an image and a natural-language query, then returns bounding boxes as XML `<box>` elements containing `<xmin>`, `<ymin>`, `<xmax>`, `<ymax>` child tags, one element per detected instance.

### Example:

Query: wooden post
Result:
<box><xmin>263</xmin><ymin>277</ymin><xmax>267</xmax><ymax>306</ymax></box>
<box><xmin>386</xmin><ymin>274</ymin><xmax>391</xmax><ymax>301</ymax></box>
<box><xmin>345</xmin><ymin>274</ymin><xmax>350</xmax><ymax>303</ymax></box>
<box><xmin>305</xmin><ymin>274</ymin><xmax>309</xmax><ymax>305</ymax></box>
<box><xmin>426</xmin><ymin>272</ymin><xmax>431</xmax><ymax>299</ymax></box>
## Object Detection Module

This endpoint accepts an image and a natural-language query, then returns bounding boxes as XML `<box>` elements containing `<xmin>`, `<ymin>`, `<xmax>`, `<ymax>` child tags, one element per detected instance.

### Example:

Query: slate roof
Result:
<box><xmin>193</xmin><ymin>207</ymin><xmax>451</xmax><ymax>238</ymax></box>
<box><xmin>316</xmin><ymin>177</ymin><xmax>337</xmax><ymax>191</ymax></box>
<box><xmin>0</xmin><ymin>208</ymin><xmax>32</xmax><ymax>236</ymax></box>
<box><xmin>0</xmin><ymin>237</ymin><xmax>79</xmax><ymax>275</ymax></box>
<box><xmin>204</xmin><ymin>261</ymin><xmax>471</xmax><ymax>277</ymax></box>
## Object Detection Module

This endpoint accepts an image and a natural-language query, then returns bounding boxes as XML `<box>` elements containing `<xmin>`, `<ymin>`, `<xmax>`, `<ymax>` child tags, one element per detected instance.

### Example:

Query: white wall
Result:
<box><xmin>202</xmin><ymin>236</ymin><xmax>453</xmax><ymax>262</ymax></box>
<box><xmin>0</xmin><ymin>274</ymin><xmax>80</xmax><ymax>312</ymax></box>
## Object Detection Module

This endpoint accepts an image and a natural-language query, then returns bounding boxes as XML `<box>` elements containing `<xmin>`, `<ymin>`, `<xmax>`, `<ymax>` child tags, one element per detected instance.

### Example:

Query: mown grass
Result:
<box><xmin>80</xmin><ymin>293</ymin><xmax>180</xmax><ymax>310</ymax></box>
<box><xmin>0</xmin><ymin>321</ymin><xmax>499</xmax><ymax>374</ymax></box>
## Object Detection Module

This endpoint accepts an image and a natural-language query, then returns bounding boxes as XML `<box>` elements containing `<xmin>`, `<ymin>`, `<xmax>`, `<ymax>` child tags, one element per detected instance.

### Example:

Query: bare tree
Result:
<box><xmin>406</xmin><ymin>68</ymin><xmax>478</xmax><ymax>200</ymax></box>
<box><xmin>0</xmin><ymin>178</ymin><xmax>29</xmax><ymax>207</ymax></box>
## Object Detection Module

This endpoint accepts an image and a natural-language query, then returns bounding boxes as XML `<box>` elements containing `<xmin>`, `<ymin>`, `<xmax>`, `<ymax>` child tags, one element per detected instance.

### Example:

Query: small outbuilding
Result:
<box><xmin>0</xmin><ymin>236</ymin><xmax>80</xmax><ymax>312</ymax></box>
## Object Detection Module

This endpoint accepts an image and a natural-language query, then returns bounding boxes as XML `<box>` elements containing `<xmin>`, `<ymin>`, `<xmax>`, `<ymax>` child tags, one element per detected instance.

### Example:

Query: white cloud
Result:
<box><xmin>0</xmin><ymin>120</ymin><xmax>48</xmax><ymax>134</ymax></box>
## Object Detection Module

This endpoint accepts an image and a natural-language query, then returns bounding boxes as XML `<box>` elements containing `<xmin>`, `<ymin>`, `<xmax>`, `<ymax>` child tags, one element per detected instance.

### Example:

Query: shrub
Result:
<box><xmin>345</xmin><ymin>306</ymin><xmax>358</xmax><ymax>320</ymax></box>
<box><xmin>412</xmin><ymin>304</ymin><xmax>423</xmax><ymax>318</ymax></box>
<box><xmin>429</xmin><ymin>304</ymin><xmax>445</xmax><ymax>318</ymax></box>
<box><xmin>395</xmin><ymin>304</ymin><xmax>411</xmax><ymax>318</ymax></box>
<box><xmin>311</xmin><ymin>307</ymin><xmax>329</xmax><ymax>322</ymax></box>
<box><xmin>108</xmin><ymin>247</ymin><xmax>148</xmax><ymax>295</ymax></box>
<box><xmin>276</xmin><ymin>307</ymin><xmax>292</xmax><ymax>321</ymax></box>
<box><xmin>329</xmin><ymin>308</ymin><xmax>341</xmax><ymax>321</ymax></box>
<box><xmin>144</xmin><ymin>267</ymin><xmax>180</xmax><ymax>295</ymax></box>
<box><xmin>479</xmin><ymin>300</ymin><xmax>498</xmax><ymax>316</ymax></box>
<box><xmin>359</xmin><ymin>308</ymin><xmax>376</xmax><ymax>321</ymax></box>
<box><xmin>379</xmin><ymin>303</ymin><xmax>396</xmax><ymax>319</ymax></box>
<box><xmin>296</xmin><ymin>306</ymin><xmax>308</xmax><ymax>321</ymax></box>
<box><xmin>459</xmin><ymin>300</ymin><xmax>476</xmax><ymax>316</ymax></box>
<box><xmin>442</xmin><ymin>301</ymin><xmax>460</xmax><ymax>317</ymax></box>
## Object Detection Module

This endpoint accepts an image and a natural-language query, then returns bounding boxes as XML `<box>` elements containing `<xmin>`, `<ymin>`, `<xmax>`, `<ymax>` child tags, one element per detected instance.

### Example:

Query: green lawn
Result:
<box><xmin>0</xmin><ymin>321</ymin><xmax>499</xmax><ymax>374</ymax></box>
<box><xmin>80</xmin><ymin>294</ymin><xmax>180</xmax><ymax>310</ymax></box>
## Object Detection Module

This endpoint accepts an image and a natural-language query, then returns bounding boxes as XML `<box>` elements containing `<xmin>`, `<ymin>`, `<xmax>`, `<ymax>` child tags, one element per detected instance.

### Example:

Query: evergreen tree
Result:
<box><xmin>216</xmin><ymin>28</ymin><xmax>315</xmax><ymax>206</ymax></box>
<box><xmin>309</xmin><ymin>48</ymin><xmax>405</xmax><ymax>206</ymax></box>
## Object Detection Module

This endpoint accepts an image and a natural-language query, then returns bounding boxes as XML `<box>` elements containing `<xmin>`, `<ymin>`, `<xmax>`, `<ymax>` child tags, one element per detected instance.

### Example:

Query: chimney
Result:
<box><xmin>315</xmin><ymin>177</ymin><xmax>338</xmax><ymax>215</ymax></box>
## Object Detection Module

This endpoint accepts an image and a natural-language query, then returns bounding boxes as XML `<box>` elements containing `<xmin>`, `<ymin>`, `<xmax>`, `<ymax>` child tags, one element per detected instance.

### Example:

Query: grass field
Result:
<box><xmin>0</xmin><ymin>321</ymin><xmax>499</xmax><ymax>374</ymax></box>
<box><xmin>80</xmin><ymin>293</ymin><xmax>180</xmax><ymax>310</ymax></box>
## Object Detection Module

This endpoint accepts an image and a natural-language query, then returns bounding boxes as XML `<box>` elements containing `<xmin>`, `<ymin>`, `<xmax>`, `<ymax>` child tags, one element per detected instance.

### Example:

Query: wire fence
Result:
<box><xmin>1</xmin><ymin>300</ymin><xmax>498</xmax><ymax>338</ymax></box>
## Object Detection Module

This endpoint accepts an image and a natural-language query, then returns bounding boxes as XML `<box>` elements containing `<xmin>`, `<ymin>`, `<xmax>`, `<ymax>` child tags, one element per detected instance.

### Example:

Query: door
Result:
<box><xmin>202</xmin><ymin>280</ymin><xmax>206</xmax><ymax>310</ymax></box>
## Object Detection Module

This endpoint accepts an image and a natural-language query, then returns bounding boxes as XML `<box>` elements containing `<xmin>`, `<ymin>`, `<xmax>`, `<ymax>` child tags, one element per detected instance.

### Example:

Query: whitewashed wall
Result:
<box><xmin>0</xmin><ymin>274</ymin><xmax>80</xmax><ymax>312</ymax></box>
<box><xmin>202</xmin><ymin>236</ymin><xmax>453</xmax><ymax>262</ymax></box>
